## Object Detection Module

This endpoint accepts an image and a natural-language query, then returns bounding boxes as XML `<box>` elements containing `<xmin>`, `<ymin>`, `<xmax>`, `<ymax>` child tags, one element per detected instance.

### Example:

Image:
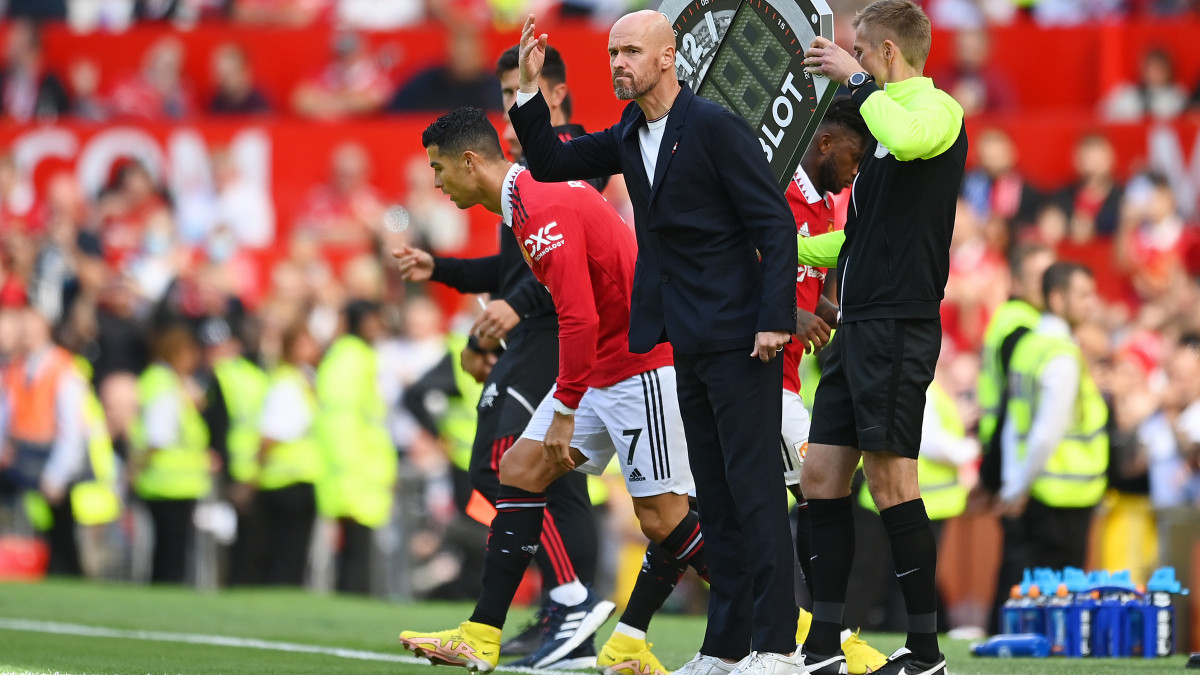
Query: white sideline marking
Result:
<box><xmin>0</xmin><ymin>618</ymin><xmax>585</xmax><ymax>674</ymax></box>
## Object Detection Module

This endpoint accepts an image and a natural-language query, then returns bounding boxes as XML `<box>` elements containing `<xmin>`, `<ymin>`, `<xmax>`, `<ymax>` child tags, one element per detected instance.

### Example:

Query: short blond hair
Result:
<box><xmin>852</xmin><ymin>0</ymin><xmax>932</xmax><ymax>69</ymax></box>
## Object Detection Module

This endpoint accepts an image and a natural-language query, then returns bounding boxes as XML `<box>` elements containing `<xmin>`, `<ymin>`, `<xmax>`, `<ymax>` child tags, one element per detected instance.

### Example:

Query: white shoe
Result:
<box><xmin>730</xmin><ymin>651</ymin><xmax>806</xmax><ymax>675</ymax></box>
<box><xmin>673</xmin><ymin>652</ymin><xmax>749</xmax><ymax>675</ymax></box>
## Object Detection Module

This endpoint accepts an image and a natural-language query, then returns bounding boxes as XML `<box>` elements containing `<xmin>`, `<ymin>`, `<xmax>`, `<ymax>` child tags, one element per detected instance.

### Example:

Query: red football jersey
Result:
<box><xmin>782</xmin><ymin>168</ymin><xmax>835</xmax><ymax>395</ymax></box>
<box><xmin>502</xmin><ymin>165</ymin><xmax>673</xmax><ymax>409</ymax></box>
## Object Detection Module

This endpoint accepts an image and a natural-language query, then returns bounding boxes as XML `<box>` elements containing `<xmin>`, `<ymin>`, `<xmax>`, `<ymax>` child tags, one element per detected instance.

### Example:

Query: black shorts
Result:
<box><xmin>809</xmin><ymin>318</ymin><xmax>940</xmax><ymax>459</ymax></box>
<box><xmin>468</xmin><ymin>325</ymin><xmax>559</xmax><ymax>497</ymax></box>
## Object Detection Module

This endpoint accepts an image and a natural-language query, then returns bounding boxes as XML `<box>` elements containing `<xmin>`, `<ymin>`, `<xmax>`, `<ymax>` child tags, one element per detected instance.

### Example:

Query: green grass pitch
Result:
<box><xmin>0</xmin><ymin>580</ymin><xmax>1188</xmax><ymax>674</ymax></box>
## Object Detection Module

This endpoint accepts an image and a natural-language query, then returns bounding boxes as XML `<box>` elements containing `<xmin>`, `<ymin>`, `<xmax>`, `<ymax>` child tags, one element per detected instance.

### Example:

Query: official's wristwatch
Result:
<box><xmin>847</xmin><ymin>71</ymin><xmax>875</xmax><ymax>91</ymax></box>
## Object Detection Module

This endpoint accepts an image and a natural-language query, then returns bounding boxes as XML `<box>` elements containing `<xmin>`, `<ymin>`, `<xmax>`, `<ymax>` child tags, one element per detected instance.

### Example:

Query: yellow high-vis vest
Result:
<box><xmin>1006</xmin><ymin>333</ymin><xmax>1108</xmax><ymax>508</ymax></box>
<box><xmin>71</xmin><ymin>357</ymin><xmax>121</xmax><ymax>526</ymax></box>
<box><xmin>131</xmin><ymin>364</ymin><xmax>211</xmax><ymax>500</ymax></box>
<box><xmin>258</xmin><ymin>364</ymin><xmax>323</xmax><ymax>491</ymax></box>
<box><xmin>314</xmin><ymin>335</ymin><xmax>396</xmax><ymax>528</ymax></box>
<box><xmin>213</xmin><ymin>356</ymin><xmax>268</xmax><ymax>484</ymax></box>
<box><xmin>978</xmin><ymin>299</ymin><xmax>1041</xmax><ymax>448</ymax></box>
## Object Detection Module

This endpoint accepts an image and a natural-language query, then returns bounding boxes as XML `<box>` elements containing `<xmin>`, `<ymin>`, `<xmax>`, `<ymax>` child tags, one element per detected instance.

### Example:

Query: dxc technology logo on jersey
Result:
<box><xmin>524</xmin><ymin>222</ymin><xmax>565</xmax><ymax>261</ymax></box>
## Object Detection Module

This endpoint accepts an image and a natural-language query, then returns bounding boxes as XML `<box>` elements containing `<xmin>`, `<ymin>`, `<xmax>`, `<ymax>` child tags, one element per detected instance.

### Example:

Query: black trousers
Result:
<box><xmin>988</xmin><ymin>498</ymin><xmax>1094</xmax><ymax>633</ymax></box>
<box><xmin>337</xmin><ymin>517</ymin><xmax>374</xmax><ymax>594</ymax></box>
<box><xmin>674</xmin><ymin>349</ymin><xmax>797</xmax><ymax>658</ymax></box>
<box><xmin>254</xmin><ymin>483</ymin><xmax>317</xmax><ymax>586</ymax></box>
<box><xmin>144</xmin><ymin>498</ymin><xmax>196</xmax><ymax>584</ymax></box>
<box><xmin>466</xmin><ymin>326</ymin><xmax>598</xmax><ymax>589</ymax></box>
<box><xmin>46</xmin><ymin>494</ymin><xmax>81</xmax><ymax>576</ymax></box>
<box><xmin>228</xmin><ymin>497</ymin><xmax>263</xmax><ymax>586</ymax></box>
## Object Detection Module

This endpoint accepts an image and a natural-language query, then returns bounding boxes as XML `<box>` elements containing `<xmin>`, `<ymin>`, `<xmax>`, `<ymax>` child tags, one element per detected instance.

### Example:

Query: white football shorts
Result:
<box><xmin>781</xmin><ymin>389</ymin><xmax>811</xmax><ymax>487</ymax></box>
<box><xmin>522</xmin><ymin>366</ymin><xmax>694</xmax><ymax>498</ymax></box>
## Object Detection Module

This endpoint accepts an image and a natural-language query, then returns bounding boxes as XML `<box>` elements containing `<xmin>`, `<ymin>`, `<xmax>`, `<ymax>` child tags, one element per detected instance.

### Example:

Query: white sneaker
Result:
<box><xmin>673</xmin><ymin>652</ymin><xmax>749</xmax><ymax>675</ymax></box>
<box><xmin>730</xmin><ymin>651</ymin><xmax>806</xmax><ymax>675</ymax></box>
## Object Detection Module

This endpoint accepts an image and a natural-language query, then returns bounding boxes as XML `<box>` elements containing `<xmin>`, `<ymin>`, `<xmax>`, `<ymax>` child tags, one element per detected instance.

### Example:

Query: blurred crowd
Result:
<box><xmin>0</xmin><ymin>1</ymin><xmax>1195</xmax><ymax>633</ymax></box>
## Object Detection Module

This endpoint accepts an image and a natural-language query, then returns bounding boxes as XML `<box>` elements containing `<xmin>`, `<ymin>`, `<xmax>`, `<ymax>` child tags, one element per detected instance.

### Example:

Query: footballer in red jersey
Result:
<box><xmin>397</xmin><ymin>107</ymin><xmax>705</xmax><ymax>675</ymax></box>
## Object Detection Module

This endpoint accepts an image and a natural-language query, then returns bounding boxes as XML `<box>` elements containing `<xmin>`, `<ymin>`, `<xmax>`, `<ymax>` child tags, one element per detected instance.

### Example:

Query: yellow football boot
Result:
<box><xmin>399</xmin><ymin>621</ymin><xmax>501</xmax><ymax>672</ymax></box>
<box><xmin>596</xmin><ymin>632</ymin><xmax>669</xmax><ymax>675</ymax></box>
<box><xmin>841</xmin><ymin>630</ymin><xmax>886</xmax><ymax>674</ymax></box>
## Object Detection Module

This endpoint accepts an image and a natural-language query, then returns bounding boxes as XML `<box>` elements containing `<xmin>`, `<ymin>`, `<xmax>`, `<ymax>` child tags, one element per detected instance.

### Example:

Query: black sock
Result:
<box><xmin>618</xmin><ymin>510</ymin><xmax>706</xmax><ymax>631</ymax></box>
<box><xmin>659</xmin><ymin>509</ymin><xmax>708</xmax><ymax>581</ymax></box>
<box><xmin>794</xmin><ymin>499</ymin><xmax>814</xmax><ymax>600</ymax></box>
<box><xmin>619</xmin><ymin>541</ymin><xmax>686</xmax><ymax>632</ymax></box>
<box><xmin>469</xmin><ymin>485</ymin><xmax>546</xmax><ymax>629</ymax></box>
<box><xmin>806</xmin><ymin>496</ymin><xmax>855</xmax><ymax>656</ymax></box>
<box><xmin>880</xmin><ymin>499</ymin><xmax>940</xmax><ymax>662</ymax></box>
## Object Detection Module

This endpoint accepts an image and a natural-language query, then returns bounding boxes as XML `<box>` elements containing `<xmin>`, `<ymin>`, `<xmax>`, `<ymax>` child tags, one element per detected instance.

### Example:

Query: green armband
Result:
<box><xmin>797</xmin><ymin>231</ymin><xmax>845</xmax><ymax>268</ymax></box>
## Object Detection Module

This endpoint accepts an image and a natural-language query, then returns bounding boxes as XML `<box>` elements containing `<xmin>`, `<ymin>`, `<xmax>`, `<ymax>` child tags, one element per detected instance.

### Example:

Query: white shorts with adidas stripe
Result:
<box><xmin>521</xmin><ymin>366</ymin><xmax>694</xmax><ymax>498</ymax></box>
<box><xmin>781</xmin><ymin>389</ymin><xmax>811</xmax><ymax>487</ymax></box>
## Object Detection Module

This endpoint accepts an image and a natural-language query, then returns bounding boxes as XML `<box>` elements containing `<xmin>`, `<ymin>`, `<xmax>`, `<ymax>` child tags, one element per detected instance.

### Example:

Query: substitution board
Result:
<box><xmin>660</xmin><ymin>0</ymin><xmax>836</xmax><ymax>192</ymax></box>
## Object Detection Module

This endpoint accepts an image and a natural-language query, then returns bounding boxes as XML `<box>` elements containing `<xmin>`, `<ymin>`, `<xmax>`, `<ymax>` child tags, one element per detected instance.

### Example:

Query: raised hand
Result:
<box><xmin>392</xmin><ymin>244</ymin><xmax>434</xmax><ymax>282</ymax></box>
<box><xmin>804</xmin><ymin>36</ymin><xmax>863</xmax><ymax>85</ymax></box>
<box><xmin>518</xmin><ymin>14</ymin><xmax>549</xmax><ymax>94</ymax></box>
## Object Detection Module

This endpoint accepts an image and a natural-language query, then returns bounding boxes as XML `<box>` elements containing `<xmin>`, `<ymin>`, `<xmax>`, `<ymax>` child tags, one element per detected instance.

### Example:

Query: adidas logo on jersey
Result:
<box><xmin>479</xmin><ymin>383</ymin><xmax>499</xmax><ymax>408</ymax></box>
<box><xmin>522</xmin><ymin>544</ymin><xmax>540</xmax><ymax>555</ymax></box>
<box><xmin>628</xmin><ymin>468</ymin><xmax>646</xmax><ymax>482</ymax></box>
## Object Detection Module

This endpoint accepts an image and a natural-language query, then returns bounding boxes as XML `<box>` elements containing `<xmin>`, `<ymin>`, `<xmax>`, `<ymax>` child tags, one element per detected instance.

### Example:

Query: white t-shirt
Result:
<box><xmin>259</xmin><ymin>379</ymin><xmax>312</xmax><ymax>443</ymax></box>
<box><xmin>639</xmin><ymin>115</ymin><xmax>668</xmax><ymax>187</ymax></box>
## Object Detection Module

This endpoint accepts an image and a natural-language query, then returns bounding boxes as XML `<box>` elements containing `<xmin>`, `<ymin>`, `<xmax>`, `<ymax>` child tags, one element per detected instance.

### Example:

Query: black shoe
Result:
<box><xmin>508</xmin><ymin>590</ymin><xmax>616</xmax><ymax>669</ymax></box>
<box><xmin>801</xmin><ymin>649</ymin><xmax>847</xmax><ymax>675</ymax></box>
<box><xmin>500</xmin><ymin>607</ymin><xmax>548</xmax><ymax>656</ymax></box>
<box><xmin>1187</xmin><ymin>652</ymin><xmax>1200</xmax><ymax>669</ymax></box>
<box><xmin>871</xmin><ymin>648</ymin><xmax>946</xmax><ymax>675</ymax></box>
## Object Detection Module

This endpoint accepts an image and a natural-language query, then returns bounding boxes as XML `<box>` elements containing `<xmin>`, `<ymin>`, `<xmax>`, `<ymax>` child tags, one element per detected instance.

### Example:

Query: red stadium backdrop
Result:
<box><xmin>3</xmin><ymin>14</ymin><xmax>1200</xmax><ymax>646</ymax></box>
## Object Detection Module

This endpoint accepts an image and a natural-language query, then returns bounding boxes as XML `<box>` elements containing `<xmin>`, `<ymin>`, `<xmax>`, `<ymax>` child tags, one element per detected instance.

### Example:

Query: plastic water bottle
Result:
<box><xmin>1067</xmin><ymin>590</ymin><xmax>1098</xmax><ymax>658</ymax></box>
<box><xmin>1093</xmin><ymin>590</ymin><xmax>1126</xmax><ymax>657</ymax></box>
<box><xmin>970</xmin><ymin>634</ymin><xmax>1052</xmax><ymax>658</ymax></box>
<box><xmin>1000</xmin><ymin>585</ymin><xmax>1023</xmax><ymax>635</ymax></box>
<box><xmin>1045</xmin><ymin>583</ymin><xmax>1071</xmax><ymax>656</ymax></box>
<box><xmin>1019</xmin><ymin>584</ymin><xmax>1045</xmax><ymax>635</ymax></box>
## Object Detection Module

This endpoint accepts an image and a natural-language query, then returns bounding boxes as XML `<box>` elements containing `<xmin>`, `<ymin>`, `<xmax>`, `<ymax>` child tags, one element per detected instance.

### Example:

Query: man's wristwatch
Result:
<box><xmin>551</xmin><ymin>399</ymin><xmax>576</xmax><ymax>417</ymax></box>
<box><xmin>847</xmin><ymin>71</ymin><xmax>875</xmax><ymax>92</ymax></box>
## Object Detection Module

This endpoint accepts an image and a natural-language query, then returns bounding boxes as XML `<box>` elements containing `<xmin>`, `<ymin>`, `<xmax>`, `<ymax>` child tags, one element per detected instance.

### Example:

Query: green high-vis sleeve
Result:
<box><xmin>856</xmin><ymin>78</ymin><xmax>964</xmax><ymax>161</ymax></box>
<box><xmin>797</xmin><ymin>230</ymin><xmax>845</xmax><ymax>268</ymax></box>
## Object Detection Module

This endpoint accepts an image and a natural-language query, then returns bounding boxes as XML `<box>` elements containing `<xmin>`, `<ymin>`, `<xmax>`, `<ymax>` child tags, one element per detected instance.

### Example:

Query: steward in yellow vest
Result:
<box><xmin>71</xmin><ymin>357</ymin><xmax>121</xmax><ymax>529</ymax></box>
<box><xmin>130</xmin><ymin>325</ymin><xmax>210</xmax><ymax>584</ymax></box>
<box><xmin>314</xmin><ymin>301</ymin><xmax>395</xmax><ymax>594</ymax></box>
<box><xmin>252</xmin><ymin>323</ymin><xmax>323</xmax><ymax>586</ymax></box>
<box><xmin>990</xmin><ymin>262</ymin><xmax>1107</xmax><ymax>632</ymax></box>
<box><xmin>199</xmin><ymin>314</ymin><xmax>267</xmax><ymax>482</ymax></box>
<box><xmin>976</xmin><ymin>244</ymin><xmax>1055</xmax><ymax>499</ymax></box>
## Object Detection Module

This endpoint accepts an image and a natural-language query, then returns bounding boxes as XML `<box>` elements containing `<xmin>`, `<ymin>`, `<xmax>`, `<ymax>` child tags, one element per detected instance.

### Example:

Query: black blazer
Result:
<box><xmin>509</xmin><ymin>82</ymin><xmax>797</xmax><ymax>355</ymax></box>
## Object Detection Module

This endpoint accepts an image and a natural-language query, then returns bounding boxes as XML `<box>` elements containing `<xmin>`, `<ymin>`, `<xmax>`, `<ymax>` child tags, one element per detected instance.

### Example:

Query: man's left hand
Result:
<box><xmin>543</xmin><ymin>412</ymin><xmax>576</xmax><ymax>472</ymax></box>
<box><xmin>751</xmin><ymin>330</ymin><xmax>791</xmax><ymax>362</ymax></box>
<box><xmin>804</xmin><ymin>36</ymin><xmax>863</xmax><ymax>85</ymax></box>
<box><xmin>471</xmin><ymin>299</ymin><xmax>521</xmax><ymax>341</ymax></box>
